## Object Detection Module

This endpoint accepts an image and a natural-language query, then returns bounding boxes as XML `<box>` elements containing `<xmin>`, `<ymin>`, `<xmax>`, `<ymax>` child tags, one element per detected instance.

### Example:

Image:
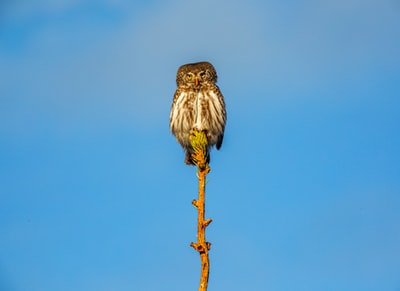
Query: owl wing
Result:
<box><xmin>211</xmin><ymin>86</ymin><xmax>226</xmax><ymax>150</ymax></box>
<box><xmin>169</xmin><ymin>88</ymin><xmax>185</xmax><ymax>133</ymax></box>
<box><xmin>169</xmin><ymin>88</ymin><xmax>196</xmax><ymax>148</ymax></box>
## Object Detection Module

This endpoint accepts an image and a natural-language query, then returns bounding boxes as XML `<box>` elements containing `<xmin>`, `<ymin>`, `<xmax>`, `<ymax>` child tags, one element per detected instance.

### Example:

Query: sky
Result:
<box><xmin>0</xmin><ymin>0</ymin><xmax>399</xmax><ymax>290</ymax></box>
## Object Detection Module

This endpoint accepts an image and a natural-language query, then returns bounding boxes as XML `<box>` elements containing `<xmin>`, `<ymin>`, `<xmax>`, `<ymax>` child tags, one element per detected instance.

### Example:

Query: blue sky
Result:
<box><xmin>1</xmin><ymin>1</ymin><xmax>399</xmax><ymax>290</ymax></box>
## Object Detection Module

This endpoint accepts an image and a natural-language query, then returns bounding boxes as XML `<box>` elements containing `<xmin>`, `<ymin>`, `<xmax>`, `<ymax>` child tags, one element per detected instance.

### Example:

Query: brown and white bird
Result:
<box><xmin>170</xmin><ymin>61</ymin><xmax>226</xmax><ymax>165</ymax></box>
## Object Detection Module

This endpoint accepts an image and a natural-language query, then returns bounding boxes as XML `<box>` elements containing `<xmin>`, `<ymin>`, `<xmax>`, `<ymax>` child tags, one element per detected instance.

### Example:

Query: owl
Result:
<box><xmin>170</xmin><ymin>61</ymin><xmax>226</xmax><ymax>165</ymax></box>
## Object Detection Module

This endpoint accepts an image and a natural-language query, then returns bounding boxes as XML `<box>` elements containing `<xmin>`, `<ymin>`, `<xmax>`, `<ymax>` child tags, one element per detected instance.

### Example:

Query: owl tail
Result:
<box><xmin>184</xmin><ymin>147</ymin><xmax>210</xmax><ymax>166</ymax></box>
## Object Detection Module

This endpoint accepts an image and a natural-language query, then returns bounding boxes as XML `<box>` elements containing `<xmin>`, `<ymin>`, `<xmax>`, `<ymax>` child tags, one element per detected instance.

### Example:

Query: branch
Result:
<box><xmin>189</xmin><ymin>130</ymin><xmax>212</xmax><ymax>291</ymax></box>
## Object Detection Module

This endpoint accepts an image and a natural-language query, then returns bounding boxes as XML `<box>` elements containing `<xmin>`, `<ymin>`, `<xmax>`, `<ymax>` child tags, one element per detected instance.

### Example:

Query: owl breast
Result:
<box><xmin>170</xmin><ymin>85</ymin><xmax>226</xmax><ymax>149</ymax></box>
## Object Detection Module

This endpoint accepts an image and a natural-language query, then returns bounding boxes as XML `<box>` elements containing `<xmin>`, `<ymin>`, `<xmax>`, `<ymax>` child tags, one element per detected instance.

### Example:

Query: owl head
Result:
<box><xmin>176</xmin><ymin>61</ymin><xmax>217</xmax><ymax>87</ymax></box>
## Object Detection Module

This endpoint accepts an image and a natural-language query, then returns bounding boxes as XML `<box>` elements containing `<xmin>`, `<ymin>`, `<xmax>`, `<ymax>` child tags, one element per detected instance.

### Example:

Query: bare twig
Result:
<box><xmin>190</xmin><ymin>130</ymin><xmax>212</xmax><ymax>291</ymax></box>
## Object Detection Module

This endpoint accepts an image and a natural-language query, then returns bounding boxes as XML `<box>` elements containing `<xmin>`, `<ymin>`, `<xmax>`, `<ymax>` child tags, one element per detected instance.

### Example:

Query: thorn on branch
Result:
<box><xmin>190</xmin><ymin>242</ymin><xmax>211</xmax><ymax>253</ymax></box>
<box><xmin>190</xmin><ymin>242</ymin><xmax>200</xmax><ymax>251</ymax></box>
<box><xmin>203</xmin><ymin>218</ymin><xmax>212</xmax><ymax>227</ymax></box>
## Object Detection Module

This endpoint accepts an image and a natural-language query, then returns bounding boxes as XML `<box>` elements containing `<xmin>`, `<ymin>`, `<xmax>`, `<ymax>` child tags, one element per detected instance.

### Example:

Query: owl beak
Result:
<box><xmin>194</xmin><ymin>77</ymin><xmax>199</xmax><ymax>86</ymax></box>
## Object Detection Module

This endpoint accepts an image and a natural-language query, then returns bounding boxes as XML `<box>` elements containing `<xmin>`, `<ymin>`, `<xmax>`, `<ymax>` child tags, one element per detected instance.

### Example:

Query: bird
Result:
<box><xmin>170</xmin><ymin>61</ymin><xmax>226</xmax><ymax>165</ymax></box>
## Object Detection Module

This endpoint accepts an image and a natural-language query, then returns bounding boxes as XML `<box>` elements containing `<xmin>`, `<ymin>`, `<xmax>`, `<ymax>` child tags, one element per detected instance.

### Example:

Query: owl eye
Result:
<box><xmin>186</xmin><ymin>74</ymin><xmax>193</xmax><ymax>81</ymax></box>
<box><xmin>200</xmin><ymin>72</ymin><xmax>206</xmax><ymax>79</ymax></box>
